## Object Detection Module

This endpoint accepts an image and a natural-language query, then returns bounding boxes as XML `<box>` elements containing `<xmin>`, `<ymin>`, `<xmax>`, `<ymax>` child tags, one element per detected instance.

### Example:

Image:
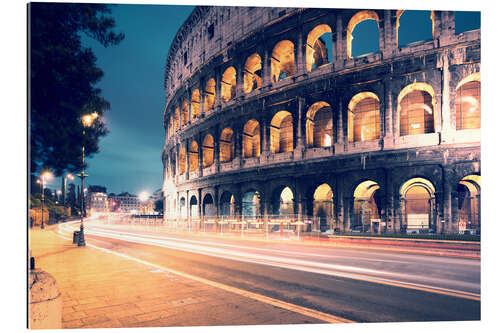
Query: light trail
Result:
<box><xmin>59</xmin><ymin>222</ymin><xmax>480</xmax><ymax>301</ymax></box>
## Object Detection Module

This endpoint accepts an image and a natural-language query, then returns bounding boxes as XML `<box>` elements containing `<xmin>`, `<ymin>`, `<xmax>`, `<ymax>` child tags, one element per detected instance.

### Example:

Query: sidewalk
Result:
<box><xmin>29</xmin><ymin>226</ymin><xmax>326</xmax><ymax>329</ymax></box>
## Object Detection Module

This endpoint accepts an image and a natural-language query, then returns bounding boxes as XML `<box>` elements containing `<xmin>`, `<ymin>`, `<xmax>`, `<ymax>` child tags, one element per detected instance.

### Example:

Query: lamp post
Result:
<box><xmin>62</xmin><ymin>173</ymin><xmax>74</xmax><ymax>209</ymax></box>
<box><xmin>39</xmin><ymin>171</ymin><xmax>53</xmax><ymax>229</ymax></box>
<box><xmin>77</xmin><ymin>112</ymin><xmax>98</xmax><ymax>247</ymax></box>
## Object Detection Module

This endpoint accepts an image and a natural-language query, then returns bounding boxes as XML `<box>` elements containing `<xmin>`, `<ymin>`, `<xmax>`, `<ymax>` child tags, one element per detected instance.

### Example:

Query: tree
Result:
<box><xmin>88</xmin><ymin>185</ymin><xmax>107</xmax><ymax>193</ymax></box>
<box><xmin>29</xmin><ymin>3</ymin><xmax>124</xmax><ymax>177</ymax></box>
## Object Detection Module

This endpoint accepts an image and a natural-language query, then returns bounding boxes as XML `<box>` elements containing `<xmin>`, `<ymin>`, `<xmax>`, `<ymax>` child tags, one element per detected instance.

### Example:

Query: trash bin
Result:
<box><xmin>73</xmin><ymin>231</ymin><xmax>80</xmax><ymax>244</ymax></box>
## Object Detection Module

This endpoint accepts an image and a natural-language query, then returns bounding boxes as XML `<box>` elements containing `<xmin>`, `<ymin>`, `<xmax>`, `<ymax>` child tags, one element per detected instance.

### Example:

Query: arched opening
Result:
<box><xmin>219</xmin><ymin>191</ymin><xmax>235</xmax><ymax>218</ymax></box>
<box><xmin>242</xmin><ymin>190</ymin><xmax>261</xmax><ymax>218</ymax></box>
<box><xmin>169</xmin><ymin>114</ymin><xmax>173</xmax><ymax>137</ymax></box>
<box><xmin>243</xmin><ymin>119</ymin><xmax>260</xmax><ymax>158</ymax></box>
<box><xmin>347</xmin><ymin>10</ymin><xmax>380</xmax><ymax>58</ymax></box>
<box><xmin>306</xmin><ymin>24</ymin><xmax>333</xmax><ymax>72</ymax></box>
<box><xmin>189</xmin><ymin>141</ymin><xmax>198</xmax><ymax>172</ymax></box>
<box><xmin>181</xmin><ymin>100</ymin><xmax>189</xmax><ymax>126</ymax></box>
<box><xmin>179</xmin><ymin>196</ymin><xmax>187</xmax><ymax>219</ymax></box>
<box><xmin>244</xmin><ymin>53</ymin><xmax>262</xmax><ymax>94</ymax></box>
<box><xmin>313</xmin><ymin>184</ymin><xmax>334</xmax><ymax>232</ymax></box>
<box><xmin>455</xmin><ymin>11</ymin><xmax>480</xmax><ymax>35</ymax></box>
<box><xmin>204</xmin><ymin>78</ymin><xmax>216</xmax><ymax>112</ymax></box>
<box><xmin>397</xmin><ymin>10</ymin><xmax>434</xmax><ymax>48</ymax></box>
<box><xmin>348</xmin><ymin>92</ymin><xmax>381</xmax><ymax>142</ymax></box>
<box><xmin>220</xmin><ymin>128</ymin><xmax>234</xmax><ymax>163</ymax></box>
<box><xmin>455</xmin><ymin>73</ymin><xmax>480</xmax><ymax>130</ymax></box>
<box><xmin>174</xmin><ymin>107</ymin><xmax>180</xmax><ymax>130</ymax></box>
<box><xmin>203</xmin><ymin>193</ymin><xmax>215</xmax><ymax>218</ymax></box>
<box><xmin>398</xmin><ymin>83</ymin><xmax>435</xmax><ymax>136</ymax></box>
<box><xmin>457</xmin><ymin>175</ymin><xmax>480</xmax><ymax>234</ymax></box>
<box><xmin>400</xmin><ymin>177</ymin><xmax>436</xmax><ymax>233</ymax></box>
<box><xmin>179</xmin><ymin>147</ymin><xmax>186</xmax><ymax>175</ymax></box>
<box><xmin>191</xmin><ymin>89</ymin><xmax>200</xmax><ymax>120</ymax></box>
<box><xmin>190</xmin><ymin>195</ymin><xmax>198</xmax><ymax>218</ymax></box>
<box><xmin>270</xmin><ymin>111</ymin><xmax>293</xmax><ymax>153</ymax></box>
<box><xmin>271</xmin><ymin>186</ymin><xmax>294</xmax><ymax>217</ymax></box>
<box><xmin>353</xmin><ymin>181</ymin><xmax>383</xmax><ymax>232</ymax></box>
<box><xmin>221</xmin><ymin>66</ymin><xmax>236</xmax><ymax>102</ymax></box>
<box><xmin>271</xmin><ymin>40</ymin><xmax>295</xmax><ymax>83</ymax></box>
<box><xmin>202</xmin><ymin>134</ymin><xmax>214</xmax><ymax>168</ymax></box>
<box><xmin>306</xmin><ymin>101</ymin><xmax>333</xmax><ymax>147</ymax></box>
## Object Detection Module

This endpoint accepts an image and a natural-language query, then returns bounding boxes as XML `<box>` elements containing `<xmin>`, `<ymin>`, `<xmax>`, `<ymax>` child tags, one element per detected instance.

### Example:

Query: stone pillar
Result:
<box><xmin>185</xmin><ymin>141</ymin><xmax>190</xmax><ymax>180</ymax></box>
<box><xmin>198</xmin><ymin>188</ymin><xmax>203</xmax><ymax>220</ymax></box>
<box><xmin>381</xmin><ymin>10</ymin><xmax>397</xmax><ymax>59</ymax></box>
<box><xmin>214</xmin><ymin>127</ymin><xmax>220</xmax><ymax>172</ymax></box>
<box><xmin>262</xmin><ymin>43</ymin><xmax>271</xmax><ymax>87</ymax></box>
<box><xmin>29</xmin><ymin>269</ymin><xmax>62</xmax><ymax>329</ymax></box>
<box><xmin>215</xmin><ymin>67</ymin><xmax>222</xmax><ymax>108</ymax></box>
<box><xmin>236</xmin><ymin>59</ymin><xmax>244</xmax><ymax>97</ymax></box>
<box><xmin>187</xmin><ymin>89</ymin><xmax>192</xmax><ymax>124</ymax></box>
<box><xmin>296</xmin><ymin>97</ymin><xmax>305</xmax><ymax>149</ymax></box>
<box><xmin>199</xmin><ymin>78</ymin><xmax>205</xmax><ymax>116</ymax></box>
<box><xmin>440</xmin><ymin>52</ymin><xmax>453</xmax><ymax>143</ymax></box>
<box><xmin>296</xmin><ymin>27</ymin><xmax>305</xmax><ymax>75</ymax></box>
<box><xmin>336</xmin><ymin>178</ymin><xmax>344</xmax><ymax>232</ymax></box>
<box><xmin>198</xmin><ymin>134</ymin><xmax>203</xmax><ymax>177</ymax></box>
<box><xmin>334</xmin><ymin>14</ymin><xmax>345</xmax><ymax>69</ymax></box>
<box><xmin>261</xmin><ymin>116</ymin><xmax>269</xmax><ymax>154</ymax></box>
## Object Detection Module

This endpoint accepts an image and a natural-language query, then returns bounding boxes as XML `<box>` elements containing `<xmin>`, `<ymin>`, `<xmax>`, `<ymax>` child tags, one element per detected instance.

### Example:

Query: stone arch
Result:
<box><xmin>179</xmin><ymin>195</ymin><xmax>187</xmax><ymax>219</ymax></box>
<box><xmin>191</xmin><ymin>89</ymin><xmax>200</xmax><ymax>120</ymax></box>
<box><xmin>174</xmin><ymin>107</ymin><xmax>180</xmax><ymax>130</ymax></box>
<box><xmin>202</xmin><ymin>193</ymin><xmax>216</xmax><ymax>217</ymax></box>
<box><xmin>220</xmin><ymin>127</ymin><xmax>234</xmax><ymax>163</ymax></box>
<box><xmin>399</xmin><ymin>177</ymin><xmax>436</xmax><ymax>232</ymax></box>
<box><xmin>204</xmin><ymin>78</ymin><xmax>216</xmax><ymax>112</ymax></box>
<box><xmin>348</xmin><ymin>92</ymin><xmax>381</xmax><ymax>142</ymax></box>
<box><xmin>181</xmin><ymin>99</ymin><xmax>189</xmax><ymax>126</ymax></box>
<box><xmin>242</xmin><ymin>189</ymin><xmax>262</xmax><ymax>218</ymax></box>
<box><xmin>306</xmin><ymin>24</ymin><xmax>333</xmax><ymax>72</ymax></box>
<box><xmin>202</xmin><ymin>134</ymin><xmax>214</xmax><ymax>168</ymax></box>
<box><xmin>189</xmin><ymin>140</ymin><xmax>199</xmax><ymax>172</ymax></box>
<box><xmin>396</xmin><ymin>10</ymin><xmax>435</xmax><ymax>47</ymax></box>
<box><xmin>219</xmin><ymin>191</ymin><xmax>235</xmax><ymax>218</ymax></box>
<box><xmin>457</xmin><ymin>174</ymin><xmax>481</xmax><ymax>233</ymax></box>
<box><xmin>397</xmin><ymin>83</ymin><xmax>436</xmax><ymax>136</ymax></box>
<box><xmin>243</xmin><ymin>119</ymin><xmax>261</xmax><ymax>158</ymax></box>
<box><xmin>189</xmin><ymin>194</ymin><xmax>199</xmax><ymax>218</ymax></box>
<box><xmin>221</xmin><ymin>66</ymin><xmax>236</xmax><ymax>102</ymax></box>
<box><xmin>346</xmin><ymin>10</ymin><xmax>380</xmax><ymax>59</ymax></box>
<box><xmin>271</xmin><ymin>40</ymin><xmax>295</xmax><ymax>83</ymax></box>
<box><xmin>313</xmin><ymin>183</ymin><xmax>334</xmax><ymax>232</ymax></box>
<box><xmin>179</xmin><ymin>147</ymin><xmax>186</xmax><ymax>175</ymax></box>
<box><xmin>270</xmin><ymin>111</ymin><xmax>293</xmax><ymax>153</ymax></box>
<box><xmin>270</xmin><ymin>185</ymin><xmax>295</xmax><ymax>217</ymax></box>
<box><xmin>306</xmin><ymin>101</ymin><xmax>333</xmax><ymax>147</ymax></box>
<box><xmin>455</xmin><ymin>73</ymin><xmax>480</xmax><ymax>130</ymax></box>
<box><xmin>352</xmin><ymin>180</ymin><xmax>383</xmax><ymax>232</ymax></box>
<box><xmin>244</xmin><ymin>53</ymin><xmax>262</xmax><ymax>94</ymax></box>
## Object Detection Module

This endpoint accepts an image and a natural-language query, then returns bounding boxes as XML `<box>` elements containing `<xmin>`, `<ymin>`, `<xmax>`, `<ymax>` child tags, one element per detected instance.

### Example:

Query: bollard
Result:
<box><xmin>72</xmin><ymin>231</ymin><xmax>80</xmax><ymax>244</ymax></box>
<box><xmin>29</xmin><ymin>269</ymin><xmax>62</xmax><ymax>329</ymax></box>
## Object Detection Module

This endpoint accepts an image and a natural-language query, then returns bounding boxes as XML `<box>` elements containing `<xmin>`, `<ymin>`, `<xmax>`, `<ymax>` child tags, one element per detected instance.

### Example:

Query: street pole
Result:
<box><xmin>77</xmin><ymin>146</ymin><xmax>87</xmax><ymax>247</ymax></box>
<box><xmin>41</xmin><ymin>178</ymin><xmax>45</xmax><ymax>229</ymax></box>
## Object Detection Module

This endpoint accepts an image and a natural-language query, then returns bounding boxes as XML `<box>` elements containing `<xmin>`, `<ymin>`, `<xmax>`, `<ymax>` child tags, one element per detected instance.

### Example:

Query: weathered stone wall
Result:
<box><xmin>162</xmin><ymin>7</ymin><xmax>481</xmax><ymax>234</ymax></box>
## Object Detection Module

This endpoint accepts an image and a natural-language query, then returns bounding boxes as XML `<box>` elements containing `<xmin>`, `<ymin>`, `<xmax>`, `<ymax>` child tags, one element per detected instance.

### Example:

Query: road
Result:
<box><xmin>59</xmin><ymin>220</ymin><xmax>480</xmax><ymax>323</ymax></box>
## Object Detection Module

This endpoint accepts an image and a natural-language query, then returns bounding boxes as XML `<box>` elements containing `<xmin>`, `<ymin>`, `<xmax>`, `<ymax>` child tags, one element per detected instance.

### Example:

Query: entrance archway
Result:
<box><xmin>189</xmin><ymin>196</ymin><xmax>198</xmax><ymax>218</ymax></box>
<box><xmin>400</xmin><ymin>178</ymin><xmax>436</xmax><ymax>233</ymax></box>
<box><xmin>457</xmin><ymin>175</ymin><xmax>480</xmax><ymax>234</ymax></box>
<box><xmin>353</xmin><ymin>180</ymin><xmax>382</xmax><ymax>232</ymax></box>
<box><xmin>219</xmin><ymin>191</ymin><xmax>235</xmax><ymax>218</ymax></box>
<box><xmin>313</xmin><ymin>183</ymin><xmax>334</xmax><ymax>232</ymax></box>
<box><xmin>203</xmin><ymin>193</ymin><xmax>215</xmax><ymax>218</ymax></box>
<box><xmin>242</xmin><ymin>190</ymin><xmax>261</xmax><ymax>218</ymax></box>
<box><xmin>271</xmin><ymin>186</ymin><xmax>294</xmax><ymax>217</ymax></box>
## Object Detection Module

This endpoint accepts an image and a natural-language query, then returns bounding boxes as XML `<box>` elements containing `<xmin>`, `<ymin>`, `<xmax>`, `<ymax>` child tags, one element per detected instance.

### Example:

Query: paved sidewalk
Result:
<box><xmin>29</xmin><ymin>226</ymin><xmax>324</xmax><ymax>329</ymax></box>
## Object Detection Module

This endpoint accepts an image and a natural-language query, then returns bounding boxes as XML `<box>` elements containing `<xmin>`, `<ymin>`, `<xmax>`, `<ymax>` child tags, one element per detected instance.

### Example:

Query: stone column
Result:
<box><xmin>215</xmin><ymin>67</ymin><xmax>222</xmax><ymax>108</ymax></box>
<box><xmin>334</xmin><ymin>14</ymin><xmax>345</xmax><ymax>69</ymax></box>
<box><xmin>236</xmin><ymin>59</ymin><xmax>244</xmax><ymax>97</ymax></box>
<box><xmin>440</xmin><ymin>52</ymin><xmax>453</xmax><ymax>143</ymax></box>
<box><xmin>262</xmin><ymin>43</ymin><xmax>271</xmax><ymax>87</ymax></box>
<box><xmin>214</xmin><ymin>127</ymin><xmax>220</xmax><ymax>172</ymax></box>
<box><xmin>296</xmin><ymin>97</ymin><xmax>305</xmax><ymax>149</ymax></box>
<box><xmin>381</xmin><ymin>10</ymin><xmax>397</xmax><ymax>59</ymax></box>
<box><xmin>187</xmin><ymin>89</ymin><xmax>192</xmax><ymax>124</ymax></box>
<box><xmin>261</xmin><ymin>116</ymin><xmax>269</xmax><ymax>154</ymax></box>
<box><xmin>296</xmin><ymin>27</ymin><xmax>305</xmax><ymax>75</ymax></box>
<box><xmin>198</xmin><ymin>133</ymin><xmax>203</xmax><ymax>177</ymax></box>
<box><xmin>185</xmin><ymin>141</ymin><xmax>190</xmax><ymax>180</ymax></box>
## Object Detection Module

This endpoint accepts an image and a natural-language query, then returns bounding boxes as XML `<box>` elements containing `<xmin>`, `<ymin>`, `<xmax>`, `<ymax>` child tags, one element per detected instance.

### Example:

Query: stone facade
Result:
<box><xmin>162</xmin><ymin>7</ymin><xmax>480</xmax><ymax>235</ymax></box>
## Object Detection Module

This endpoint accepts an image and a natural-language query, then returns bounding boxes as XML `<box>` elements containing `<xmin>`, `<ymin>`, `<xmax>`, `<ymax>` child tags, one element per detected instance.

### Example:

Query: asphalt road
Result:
<box><xmin>60</xmin><ymin>221</ymin><xmax>480</xmax><ymax>323</ymax></box>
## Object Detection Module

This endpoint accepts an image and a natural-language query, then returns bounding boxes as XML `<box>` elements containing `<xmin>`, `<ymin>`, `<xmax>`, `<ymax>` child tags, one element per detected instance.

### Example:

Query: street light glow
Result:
<box><xmin>82</xmin><ymin>112</ymin><xmax>99</xmax><ymax>127</ymax></box>
<box><xmin>139</xmin><ymin>191</ymin><xmax>149</xmax><ymax>202</ymax></box>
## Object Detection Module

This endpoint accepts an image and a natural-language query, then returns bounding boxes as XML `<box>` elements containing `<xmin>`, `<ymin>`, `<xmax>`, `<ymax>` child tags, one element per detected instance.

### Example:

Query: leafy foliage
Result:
<box><xmin>30</xmin><ymin>3</ymin><xmax>124</xmax><ymax>176</ymax></box>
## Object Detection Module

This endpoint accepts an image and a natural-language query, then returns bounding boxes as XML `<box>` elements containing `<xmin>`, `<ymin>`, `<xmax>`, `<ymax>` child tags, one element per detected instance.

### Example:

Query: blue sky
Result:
<box><xmin>67</xmin><ymin>4</ymin><xmax>479</xmax><ymax>195</ymax></box>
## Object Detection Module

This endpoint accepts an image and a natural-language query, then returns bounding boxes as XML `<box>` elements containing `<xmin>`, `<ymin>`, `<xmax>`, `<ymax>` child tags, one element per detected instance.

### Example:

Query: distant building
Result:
<box><xmin>108</xmin><ymin>193</ymin><xmax>140</xmax><ymax>213</ymax></box>
<box><xmin>88</xmin><ymin>192</ymin><xmax>108</xmax><ymax>214</ymax></box>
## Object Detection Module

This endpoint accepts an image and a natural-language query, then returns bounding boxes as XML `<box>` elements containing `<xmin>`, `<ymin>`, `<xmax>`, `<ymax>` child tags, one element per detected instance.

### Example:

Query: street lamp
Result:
<box><xmin>77</xmin><ymin>112</ymin><xmax>99</xmax><ymax>247</ymax></box>
<box><xmin>62</xmin><ymin>173</ymin><xmax>74</xmax><ymax>208</ymax></box>
<box><xmin>139</xmin><ymin>191</ymin><xmax>149</xmax><ymax>215</ymax></box>
<box><xmin>39</xmin><ymin>171</ymin><xmax>53</xmax><ymax>229</ymax></box>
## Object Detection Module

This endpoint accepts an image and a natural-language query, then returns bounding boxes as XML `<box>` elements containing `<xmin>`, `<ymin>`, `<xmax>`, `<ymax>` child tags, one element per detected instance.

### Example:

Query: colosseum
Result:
<box><xmin>161</xmin><ymin>6</ymin><xmax>480</xmax><ymax>235</ymax></box>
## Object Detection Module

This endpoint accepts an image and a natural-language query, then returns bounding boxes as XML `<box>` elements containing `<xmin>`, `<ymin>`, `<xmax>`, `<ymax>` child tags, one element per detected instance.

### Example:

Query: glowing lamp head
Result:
<box><xmin>41</xmin><ymin>171</ymin><xmax>53</xmax><ymax>182</ymax></box>
<box><xmin>139</xmin><ymin>191</ymin><xmax>149</xmax><ymax>202</ymax></box>
<box><xmin>82</xmin><ymin>112</ymin><xmax>99</xmax><ymax>127</ymax></box>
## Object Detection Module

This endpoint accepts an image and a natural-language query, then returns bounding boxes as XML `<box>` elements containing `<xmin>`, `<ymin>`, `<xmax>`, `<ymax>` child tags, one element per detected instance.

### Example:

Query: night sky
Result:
<box><xmin>49</xmin><ymin>2</ymin><xmax>479</xmax><ymax>196</ymax></box>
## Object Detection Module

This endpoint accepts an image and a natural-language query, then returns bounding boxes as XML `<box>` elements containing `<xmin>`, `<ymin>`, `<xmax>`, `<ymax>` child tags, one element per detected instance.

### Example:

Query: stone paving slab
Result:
<box><xmin>29</xmin><ymin>227</ymin><xmax>323</xmax><ymax>329</ymax></box>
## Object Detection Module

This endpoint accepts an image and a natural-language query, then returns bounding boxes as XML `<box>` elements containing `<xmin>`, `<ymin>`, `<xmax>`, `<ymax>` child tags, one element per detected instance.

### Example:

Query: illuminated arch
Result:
<box><xmin>347</xmin><ymin>10</ymin><xmax>380</xmax><ymax>59</ymax></box>
<box><xmin>306</xmin><ymin>101</ymin><xmax>333</xmax><ymax>147</ymax></box>
<box><xmin>400</xmin><ymin>177</ymin><xmax>436</xmax><ymax>231</ymax></box>
<box><xmin>306</xmin><ymin>24</ymin><xmax>332</xmax><ymax>72</ymax></box>
<box><xmin>398</xmin><ymin>83</ymin><xmax>436</xmax><ymax>136</ymax></box>
<box><xmin>243</xmin><ymin>119</ymin><xmax>260</xmax><ymax>158</ymax></box>
<box><xmin>202</xmin><ymin>134</ymin><xmax>214</xmax><ymax>168</ymax></box>
<box><xmin>244</xmin><ymin>53</ymin><xmax>262</xmax><ymax>94</ymax></box>
<box><xmin>271</xmin><ymin>40</ymin><xmax>295</xmax><ymax>83</ymax></box>
<box><xmin>455</xmin><ymin>73</ymin><xmax>480</xmax><ymax>130</ymax></box>
<box><xmin>270</xmin><ymin>111</ymin><xmax>293</xmax><ymax>153</ymax></box>
<box><xmin>181</xmin><ymin>100</ymin><xmax>189</xmax><ymax>126</ymax></box>
<box><xmin>220</xmin><ymin>127</ymin><xmax>234</xmax><ymax>163</ymax></box>
<box><xmin>174</xmin><ymin>107</ymin><xmax>180</xmax><ymax>130</ymax></box>
<box><xmin>271</xmin><ymin>186</ymin><xmax>295</xmax><ymax>216</ymax></box>
<box><xmin>204</xmin><ymin>78</ymin><xmax>216</xmax><ymax>112</ymax></box>
<box><xmin>396</xmin><ymin>10</ymin><xmax>435</xmax><ymax>47</ymax></box>
<box><xmin>189</xmin><ymin>141</ymin><xmax>199</xmax><ymax>172</ymax></box>
<box><xmin>221</xmin><ymin>66</ymin><xmax>236</xmax><ymax>102</ymax></box>
<box><xmin>353</xmin><ymin>180</ymin><xmax>382</xmax><ymax>231</ymax></box>
<box><xmin>179</xmin><ymin>147</ymin><xmax>186</xmax><ymax>175</ymax></box>
<box><xmin>348</xmin><ymin>92</ymin><xmax>380</xmax><ymax>142</ymax></box>
<box><xmin>313</xmin><ymin>183</ymin><xmax>334</xmax><ymax>232</ymax></box>
<box><xmin>191</xmin><ymin>89</ymin><xmax>200</xmax><ymax>120</ymax></box>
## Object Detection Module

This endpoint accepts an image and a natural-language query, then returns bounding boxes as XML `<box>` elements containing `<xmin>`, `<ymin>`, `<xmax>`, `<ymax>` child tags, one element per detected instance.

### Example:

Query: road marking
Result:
<box><xmin>55</xmin><ymin>230</ymin><xmax>354</xmax><ymax>324</ymax></box>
